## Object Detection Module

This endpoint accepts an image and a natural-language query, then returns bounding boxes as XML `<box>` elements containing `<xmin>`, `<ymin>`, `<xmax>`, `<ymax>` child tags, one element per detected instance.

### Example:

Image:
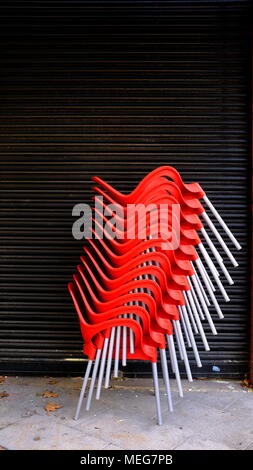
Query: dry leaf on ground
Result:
<box><xmin>0</xmin><ymin>392</ymin><xmax>9</xmax><ymax>399</ymax></box>
<box><xmin>0</xmin><ymin>376</ymin><xmax>6</xmax><ymax>385</ymax></box>
<box><xmin>0</xmin><ymin>446</ymin><xmax>7</xmax><ymax>450</ymax></box>
<box><xmin>241</xmin><ymin>379</ymin><xmax>253</xmax><ymax>390</ymax></box>
<box><xmin>33</xmin><ymin>436</ymin><xmax>41</xmax><ymax>441</ymax></box>
<box><xmin>47</xmin><ymin>380</ymin><xmax>58</xmax><ymax>385</ymax></box>
<box><xmin>41</xmin><ymin>391</ymin><xmax>59</xmax><ymax>398</ymax></box>
<box><xmin>44</xmin><ymin>402</ymin><xmax>62</xmax><ymax>413</ymax></box>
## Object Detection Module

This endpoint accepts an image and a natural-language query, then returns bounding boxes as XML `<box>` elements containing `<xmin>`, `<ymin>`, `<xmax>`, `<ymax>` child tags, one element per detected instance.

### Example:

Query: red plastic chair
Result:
<box><xmin>68</xmin><ymin>165</ymin><xmax>240</xmax><ymax>425</ymax></box>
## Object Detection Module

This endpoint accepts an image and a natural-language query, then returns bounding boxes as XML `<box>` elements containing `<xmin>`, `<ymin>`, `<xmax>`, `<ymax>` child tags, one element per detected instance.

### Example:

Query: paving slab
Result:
<box><xmin>163</xmin><ymin>395</ymin><xmax>253</xmax><ymax>450</ymax></box>
<box><xmin>0</xmin><ymin>376</ymin><xmax>252</xmax><ymax>450</ymax></box>
<box><xmin>245</xmin><ymin>441</ymin><xmax>253</xmax><ymax>450</ymax></box>
<box><xmin>74</xmin><ymin>410</ymin><xmax>193</xmax><ymax>450</ymax></box>
<box><xmin>174</xmin><ymin>436</ymin><xmax>232</xmax><ymax>450</ymax></box>
<box><xmin>0</xmin><ymin>415</ymin><xmax>110</xmax><ymax>450</ymax></box>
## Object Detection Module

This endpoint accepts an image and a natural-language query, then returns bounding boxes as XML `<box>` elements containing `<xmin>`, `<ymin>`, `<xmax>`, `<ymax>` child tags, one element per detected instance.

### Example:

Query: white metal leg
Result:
<box><xmin>167</xmin><ymin>334</ymin><xmax>183</xmax><ymax>397</ymax></box>
<box><xmin>168</xmin><ymin>336</ymin><xmax>176</xmax><ymax>372</ymax></box>
<box><xmin>129</xmin><ymin>311</ymin><xmax>135</xmax><ymax>354</ymax></box>
<box><xmin>195</xmin><ymin>258</ymin><xmax>224</xmax><ymax>319</ymax></box>
<box><xmin>195</xmin><ymin>258</ymin><xmax>215</xmax><ymax>292</ymax></box>
<box><xmin>172</xmin><ymin>319</ymin><xmax>184</xmax><ymax>360</ymax></box>
<box><xmin>187</xmin><ymin>276</ymin><xmax>205</xmax><ymax>320</ymax></box>
<box><xmin>203</xmin><ymin>195</ymin><xmax>241</xmax><ymax>250</ymax></box>
<box><xmin>200</xmin><ymin>227</ymin><xmax>234</xmax><ymax>285</ymax></box>
<box><xmin>74</xmin><ymin>359</ymin><xmax>93</xmax><ymax>420</ymax></box>
<box><xmin>198</xmin><ymin>242</ymin><xmax>220</xmax><ymax>278</ymax></box>
<box><xmin>96</xmin><ymin>338</ymin><xmax>109</xmax><ymax>400</ymax></box>
<box><xmin>186</xmin><ymin>290</ymin><xmax>210</xmax><ymax>351</ymax></box>
<box><xmin>175</xmin><ymin>320</ymin><xmax>193</xmax><ymax>382</ymax></box>
<box><xmin>201</xmin><ymin>211</ymin><xmax>238</xmax><ymax>267</ymax></box>
<box><xmin>200</xmin><ymin>227</ymin><xmax>223</xmax><ymax>264</ymax></box>
<box><xmin>190</xmin><ymin>274</ymin><xmax>217</xmax><ymax>335</ymax></box>
<box><xmin>198</xmin><ymin>243</ymin><xmax>230</xmax><ymax>302</ymax></box>
<box><xmin>122</xmin><ymin>316</ymin><xmax>127</xmax><ymax>366</ymax></box>
<box><xmin>85</xmin><ymin>349</ymin><xmax>101</xmax><ymax>411</ymax></box>
<box><xmin>183</xmin><ymin>292</ymin><xmax>198</xmax><ymax>334</ymax></box>
<box><xmin>193</xmin><ymin>266</ymin><xmax>210</xmax><ymax>306</ymax></box>
<box><xmin>160</xmin><ymin>348</ymin><xmax>173</xmax><ymax>412</ymax></box>
<box><xmin>105</xmin><ymin>327</ymin><xmax>116</xmax><ymax>388</ymax></box>
<box><xmin>181</xmin><ymin>305</ymin><xmax>202</xmax><ymax>367</ymax></box>
<box><xmin>178</xmin><ymin>305</ymin><xmax>192</xmax><ymax>347</ymax></box>
<box><xmin>152</xmin><ymin>362</ymin><xmax>163</xmax><ymax>425</ymax></box>
<box><xmin>113</xmin><ymin>325</ymin><xmax>121</xmax><ymax>378</ymax></box>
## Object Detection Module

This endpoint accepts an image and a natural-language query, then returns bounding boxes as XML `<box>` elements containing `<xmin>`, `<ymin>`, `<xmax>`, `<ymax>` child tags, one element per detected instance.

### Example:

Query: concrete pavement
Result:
<box><xmin>0</xmin><ymin>376</ymin><xmax>252</xmax><ymax>450</ymax></box>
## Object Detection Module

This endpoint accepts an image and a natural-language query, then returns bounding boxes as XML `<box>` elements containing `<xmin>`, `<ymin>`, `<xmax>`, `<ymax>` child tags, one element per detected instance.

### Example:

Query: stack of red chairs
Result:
<box><xmin>68</xmin><ymin>166</ymin><xmax>241</xmax><ymax>425</ymax></box>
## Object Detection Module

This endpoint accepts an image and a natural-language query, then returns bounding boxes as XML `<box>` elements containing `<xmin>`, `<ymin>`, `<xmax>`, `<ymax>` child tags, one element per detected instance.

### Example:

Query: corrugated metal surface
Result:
<box><xmin>0</xmin><ymin>0</ymin><xmax>251</xmax><ymax>376</ymax></box>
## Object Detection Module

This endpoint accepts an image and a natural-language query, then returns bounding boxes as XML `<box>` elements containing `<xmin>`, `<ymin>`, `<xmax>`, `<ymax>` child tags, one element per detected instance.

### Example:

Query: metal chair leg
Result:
<box><xmin>167</xmin><ymin>334</ymin><xmax>183</xmax><ymax>397</ymax></box>
<box><xmin>96</xmin><ymin>337</ymin><xmax>109</xmax><ymax>400</ymax></box>
<box><xmin>105</xmin><ymin>327</ymin><xmax>116</xmax><ymax>388</ymax></box>
<box><xmin>152</xmin><ymin>362</ymin><xmax>163</xmax><ymax>425</ymax></box>
<box><xmin>86</xmin><ymin>349</ymin><xmax>102</xmax><ymax>411</ymax></box>
<box><xmin>74</xmin><ymin>359</ymin><xmax>93</xmax><ymax>420</ymax></box>
<box><xmin>160</xmin><ymin>348</ymin><xmax>173</xmax><ymax>412</ymax></box>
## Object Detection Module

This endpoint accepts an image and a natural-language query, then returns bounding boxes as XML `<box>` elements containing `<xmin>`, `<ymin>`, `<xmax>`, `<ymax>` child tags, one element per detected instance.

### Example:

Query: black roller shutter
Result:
<box><xmin>0</xmin><ymin>0</ymin><xmax>251</xmax><ymax>377</ymax></box>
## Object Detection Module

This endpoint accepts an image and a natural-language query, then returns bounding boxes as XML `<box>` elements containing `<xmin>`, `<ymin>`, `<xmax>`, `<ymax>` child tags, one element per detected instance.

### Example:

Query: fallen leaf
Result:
<box><xmin>0</xmin><ymin>392</ymin><xmax>9</xmax><ymax>399</ymax></box>
<box><xmin>241</xmin><ymin>379</ymin><xmax>253</xmax><ymax>389</ymax></box>
<box><xmin>47</xmin><ymin>380</ymin><xmax>58</xmax><ymax>385</ymax></box>
<box><xmin>41</xmin><ymin>391</ymin><xmax>59</xmax><ymax>398</ymax></box>
<box><xmin>44</xmin><ymin>402</ymin><xmax>62</xmax><ymax>413</ymax></box>
<box><xmin>33</xmin><ymin>436</ymin><xmax>41</xmax><ymax>441</ymax></box>
<box><xmin>0</xmin><ymin>445</ymin><xmax>7</xmax><ymax>450</ymax></box>
<box><xmin>0</xmin><ymin>377</ymin><xmax>5</xmax><ymax>385</ymax></box>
